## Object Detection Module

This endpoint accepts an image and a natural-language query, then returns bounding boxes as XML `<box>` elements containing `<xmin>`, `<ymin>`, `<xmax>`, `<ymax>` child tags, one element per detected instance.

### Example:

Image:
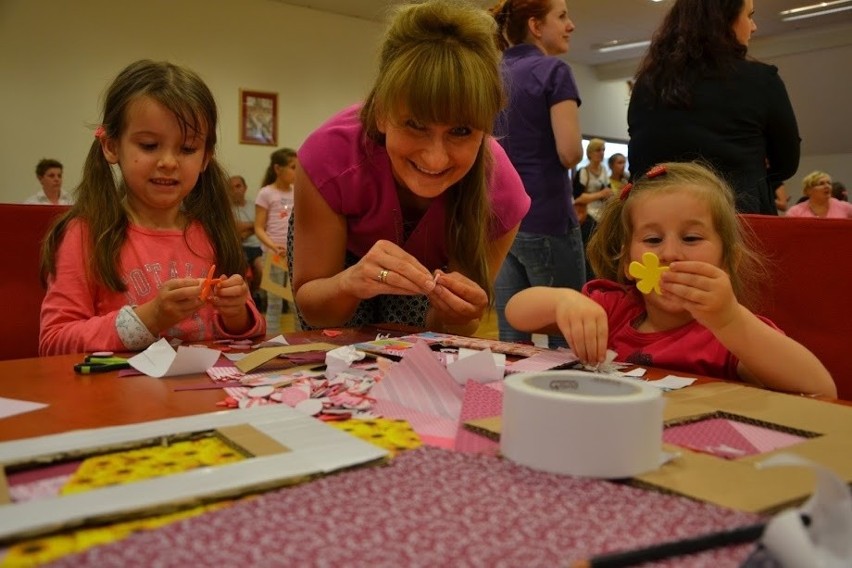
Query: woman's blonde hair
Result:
<box><xmin>586</xmin><ymin>138</ymin><xmax>605</xmax><ymax>159</ymax></box>
<box><xmin>587</xmin><ymin>161</ymin><xmax>765</xmax><ymax>310</ymax></box>
<box><xmin>360</xmin><ymin>0</ymin><xmax>505</xmax><ymax>301</ymax></box>
<box><xmin>802</xmin><ymin>170</ymin><xmax>831</xmax><ymax>193</ymax></box>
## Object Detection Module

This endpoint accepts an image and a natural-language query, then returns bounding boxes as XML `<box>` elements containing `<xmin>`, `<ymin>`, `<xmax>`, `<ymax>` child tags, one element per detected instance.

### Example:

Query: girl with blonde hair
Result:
<box><xmin>507</xmin><ymin>162</ymin><xmax>835</xmax><ymax>397</ymax></box>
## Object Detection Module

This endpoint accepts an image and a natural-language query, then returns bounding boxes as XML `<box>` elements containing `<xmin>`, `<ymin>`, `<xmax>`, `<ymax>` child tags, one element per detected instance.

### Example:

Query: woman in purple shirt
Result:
<box><xmin>490</xmin><ymin>0</ymin><xmax>585</xmax><ymax>347</ymax></box>
<box><xmin>290</xmin><ymin>0</ymin><xmax>530</xmax><ymax>335</ymax></box>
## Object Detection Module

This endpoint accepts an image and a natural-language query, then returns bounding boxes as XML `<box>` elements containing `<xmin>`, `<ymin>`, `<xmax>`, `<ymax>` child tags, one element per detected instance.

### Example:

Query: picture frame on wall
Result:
<box><xmin>239</xmin><ymin>89</ymin><xmax>278</xmax><ymax>146</ymax></box>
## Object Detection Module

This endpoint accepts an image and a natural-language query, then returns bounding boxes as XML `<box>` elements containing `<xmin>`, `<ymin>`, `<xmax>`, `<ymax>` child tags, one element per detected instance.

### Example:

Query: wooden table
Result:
<box><xmin>0</xmin><ymin>328</ymin><xmax>384</xmax><ymax>442</ymax></box>
<box><xmin>0</xmin><ymin>329</ymin><xmax>839</xmax><ymax>566</ymax></box>
<box><xmin>2</xmin><ymin>326</ymin><xmax>842</xmax><ymax>443</ymax></box>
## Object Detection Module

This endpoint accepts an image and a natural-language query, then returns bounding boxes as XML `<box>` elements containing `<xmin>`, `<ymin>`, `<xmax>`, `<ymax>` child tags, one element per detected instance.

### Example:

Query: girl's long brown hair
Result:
<box><xmin>41</xmin><ymin>60</ymin><xmax>245</xmax><ymax>290</ymax></box>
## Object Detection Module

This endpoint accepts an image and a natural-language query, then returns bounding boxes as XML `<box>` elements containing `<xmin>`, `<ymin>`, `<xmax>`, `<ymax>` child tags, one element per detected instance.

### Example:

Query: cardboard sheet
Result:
<box><xmin>235</xmin><ymin>342</ymin><xmax>339</xmax><ymax>373</ymax></box>
<box><xmin>465</xmin><ymin>382</ymin><xmax>852</xmax><ymax>514</ymax></box>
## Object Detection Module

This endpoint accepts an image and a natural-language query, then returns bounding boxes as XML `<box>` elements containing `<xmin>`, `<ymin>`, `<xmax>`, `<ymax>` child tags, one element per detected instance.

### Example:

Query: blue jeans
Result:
<box><xmin>265</xmin><ymin>262</ymin><xmax>287</xmax><ymax>334</ymax></box>
<box><xmin>495</xmin><ymin>228</ymin><xmax>587</xmax><ymax>348</ymax></box>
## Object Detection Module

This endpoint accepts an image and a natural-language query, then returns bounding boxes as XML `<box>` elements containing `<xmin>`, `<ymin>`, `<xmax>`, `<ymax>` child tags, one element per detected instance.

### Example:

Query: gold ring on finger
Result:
<box><xmin>378</xmin><ymin>269</ymin><xmax>389</xmax><ymax>283</ymax></box>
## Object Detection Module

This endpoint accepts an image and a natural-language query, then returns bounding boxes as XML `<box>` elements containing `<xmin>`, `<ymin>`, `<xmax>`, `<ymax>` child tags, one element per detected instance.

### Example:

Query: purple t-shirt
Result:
<box><xmin>495</xmin><ymin>44</ymin><xmax>582</xmax><ymax>235</ymax></box>
<box><xmin>298</xmin><ymin>105</ymin><xmax>530</xmax><ymax>271</ymax></box>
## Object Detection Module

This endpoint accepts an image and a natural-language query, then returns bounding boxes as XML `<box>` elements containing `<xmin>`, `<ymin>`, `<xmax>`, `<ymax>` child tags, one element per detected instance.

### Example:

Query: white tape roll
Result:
<box><xmin>501</xmin><ymin>371</ymin><xmax>665</xmax><ymax>478</ymax></box>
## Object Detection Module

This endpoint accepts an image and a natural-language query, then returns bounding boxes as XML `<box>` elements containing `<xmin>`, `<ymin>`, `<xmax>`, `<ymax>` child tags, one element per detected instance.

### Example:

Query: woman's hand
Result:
<box><xmin>660</xmin><ymin>261</ymin><xmax>740</xmax><ymax>332</ymax></box>
<box><xmin>554</xmin><ymin>292</ymin><xmax>609</xmax><ymax>365</ymax></box>
<box><xmin>339</xmin><ymin>239</ymin><xmax>436</xmax><ymax>300</ymax></box>
<box><xmin>426</xmin><ymin>270</ymin><xmax>488</xmax><ymax>329</ymax></box>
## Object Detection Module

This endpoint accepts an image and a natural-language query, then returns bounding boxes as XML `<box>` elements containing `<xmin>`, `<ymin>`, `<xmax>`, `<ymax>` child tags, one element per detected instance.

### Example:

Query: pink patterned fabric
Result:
<box><xmin>664</xmin><ymin>418</ymin><xmax>807</xmax><ymax>459</ymax></box>
<box><xmin>453</xmin><ymin>380</ymin><xmax>502</xmax><ymax>455</ymax></box>
<box><xmin>53</xmin><ymin>447</ymin><xmax>760</xmax><ymax>567</ymax></box>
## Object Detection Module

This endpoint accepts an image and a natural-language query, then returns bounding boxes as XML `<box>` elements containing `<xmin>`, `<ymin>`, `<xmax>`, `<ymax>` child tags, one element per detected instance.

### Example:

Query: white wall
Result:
<box><xmin>3</xmin><ymin>0</ymin><xmax>847</xmax><ymax>205</ymax></box>
<box><xmin>571</xmin><ymin>62</ymin><xmax>630</xmax><ymax>142</ymax></box>
<box><xmin>0</xmin><ymin>0</ymin><xmax>382</xmax><ymax>203</ymax></box>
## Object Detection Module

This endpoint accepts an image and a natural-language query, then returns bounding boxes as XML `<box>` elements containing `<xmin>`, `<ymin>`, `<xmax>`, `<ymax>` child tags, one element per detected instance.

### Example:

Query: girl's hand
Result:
<box><xmin>555</xmin><ymin>292</ymin><xmax>609</xmax><ymax>365</ymax></box>
<box><xmin>341</xmin><ymin>239</ymin><xmax>435</xmax><ymax>300</ymax></box>
<box><xmin>208</xmin><ymin>274</ymin><xmax>252</xmax><ymax>333</ymax></box>
<box><xmin>426</xmin><ymin>270</ymin><xmax>488</xmax><ymax>328</ymax></box>
<box><xmin>660</xmin><ymin>261</ymin><xmax>740</xmax><ymax>332</ymax></box>
<box><xmin>144</xmin><ymin>278</ymin><xmax>206</xmax><ymax>333</ymax></box>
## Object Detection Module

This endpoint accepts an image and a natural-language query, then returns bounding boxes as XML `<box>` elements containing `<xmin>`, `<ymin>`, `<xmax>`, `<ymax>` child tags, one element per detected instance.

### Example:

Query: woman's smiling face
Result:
<box><xmin>377</xmin><ymin>109</ymin><xmax>484</xmax><ymax>200</ymax></box>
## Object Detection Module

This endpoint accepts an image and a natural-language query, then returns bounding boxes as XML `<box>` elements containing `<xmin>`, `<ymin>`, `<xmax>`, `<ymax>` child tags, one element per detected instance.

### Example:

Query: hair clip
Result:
<box><xmin>619</xmin><ymin>182</ymin><xmax>633</xmax><ymax>201</ymax></box>
<box><xmin>94</xmin><ymin>125</ymin><xmax>106</xmax><ymax>139</ymax></box>
<box><xmin>645</xmin><ymin>164</ymin><xmax>667</xmax><ymax>179</ymax></box>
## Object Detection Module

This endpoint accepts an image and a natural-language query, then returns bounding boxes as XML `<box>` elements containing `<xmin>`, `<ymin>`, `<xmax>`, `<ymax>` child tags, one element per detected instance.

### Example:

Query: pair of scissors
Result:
<box><xmin>73</xmin><ymin>355</ymin><xmax>131</xmax><ymax>374</ymax></box>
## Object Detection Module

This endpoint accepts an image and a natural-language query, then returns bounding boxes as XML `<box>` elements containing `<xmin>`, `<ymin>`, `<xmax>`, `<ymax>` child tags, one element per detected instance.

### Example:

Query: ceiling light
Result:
<box><xmin>594</xmin><ymin>39</ymin><xmax>651</xmax><ymax>53</ymax></box>
<box><xmin>780</xmin><ymin>0</ymin><xmax>852</xmax><ymax>21</ymax></box>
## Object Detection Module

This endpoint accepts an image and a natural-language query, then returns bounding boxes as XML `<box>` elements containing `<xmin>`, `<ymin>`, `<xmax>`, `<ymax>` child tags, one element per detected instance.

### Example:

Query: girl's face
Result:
<box><xmin>535</xmin><ymin>0</ymin><xmax>575</xmax><ymax>56</ymax></box>
<box><xmin>733</xmin><ymin>0</ymin><xmax>757</xmax><ymax>46</ymax></box>
<box><xmin>102</xmin><ymin>96</ymin><xmax>209</xmax><ymax>226</ymax></box>
<box><xmin>627</xmin><ymin>189</ymin><xmax>724</xmax><ymax>313</ymax></box>
<box><xmin>275</xmin><ymin>158</ymin><xmax>297</xmax><ymax>188</ymax></box>
<box><xmin>377</xmin><ymin>111</ymin><xmax>484</xmax><ymax>201</ymax></box>
<box><xmin>610</xmin><ymin>156</ymin><xmax>626</xmax><ymax>176</ymax></box>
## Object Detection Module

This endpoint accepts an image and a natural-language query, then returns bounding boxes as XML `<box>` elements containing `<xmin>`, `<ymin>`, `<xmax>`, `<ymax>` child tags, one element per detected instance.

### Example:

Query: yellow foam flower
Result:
<box><xmin>628</xmin><ymin>252</ymin><xmax>670</xmax><ymax>295</ymax></box>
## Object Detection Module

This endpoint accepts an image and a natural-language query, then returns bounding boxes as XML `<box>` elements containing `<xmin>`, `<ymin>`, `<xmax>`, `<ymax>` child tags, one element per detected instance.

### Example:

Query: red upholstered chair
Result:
<box><xmin>740</xmin><ymin>214</ymin><xmax>852</xmax><ymax>400</ymax></box>
<box><xmin>0</xmin><ymin>204</ymin><xmax>70</xmax><ymax>360</ymax></box>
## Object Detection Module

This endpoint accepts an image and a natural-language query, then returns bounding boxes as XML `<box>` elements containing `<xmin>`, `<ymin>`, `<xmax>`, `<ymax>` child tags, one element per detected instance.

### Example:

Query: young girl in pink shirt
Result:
<box><xmin>506</xmin><ymin>162</ymin><xmax>835</xmax><ymax>397</ymax></box>
<box><xmin>254</xmin><ymin>148</ymin><xmax>296</xmax><ymax>334</ymax></box>
<box><xmin>39</xmin><ymin>60</ymin><xmax>265</xmax><ymax>355</ymax></box>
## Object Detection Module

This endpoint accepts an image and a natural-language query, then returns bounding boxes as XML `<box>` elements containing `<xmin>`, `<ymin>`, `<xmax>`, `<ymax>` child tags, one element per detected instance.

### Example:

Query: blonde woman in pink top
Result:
<box><xmin>786</xmin><ymin>170</ymin><xmax>852</xmax><ymax>219</ymax></box>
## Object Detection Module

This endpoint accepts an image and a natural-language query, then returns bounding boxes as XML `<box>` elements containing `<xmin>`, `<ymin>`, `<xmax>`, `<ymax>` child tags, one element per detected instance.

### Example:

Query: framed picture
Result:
<box><xmin>239</xmin><ymin>89</ymin><xmax>278</xmax><ymax>146</ymax></box>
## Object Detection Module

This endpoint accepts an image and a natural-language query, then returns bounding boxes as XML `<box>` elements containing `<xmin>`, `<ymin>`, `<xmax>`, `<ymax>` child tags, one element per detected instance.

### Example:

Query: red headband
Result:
<box><xmin>619</xmin><ymin>164</ymin><xmax>668</xmax><ymax>201</ymax></box>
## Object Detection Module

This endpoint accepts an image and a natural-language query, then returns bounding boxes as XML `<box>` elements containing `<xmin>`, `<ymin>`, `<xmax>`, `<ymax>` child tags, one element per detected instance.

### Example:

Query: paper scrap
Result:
<box><xmin>128</xmin><ymin>338</ymin><xmax>221</xmax><ymax>378</ymax></box>
<box><xmin>447</xmin><ymin>348</ymin><xmax>503</xmax><ymax>384</ymax></box>
<box><xmin>646</xmin><ymin>375</ymin><xmax>696</xmax><ymax>390</ymax></box>
<box><xmin>371</xmin><ymin>341</ymin><xmax>463</xmax><ymax>421</ymax></box>
<box><xmin>756</xmin><ymin>454</ymin><xmax>852</xmax><ymax>567</ymax></box>
<box><xmin>0</xmin><ymin>397</ymin><xmax>47</xmax><ymax>420</ymax></box>
<box><xmin>504</xmin><ymin>348</ymin><xmax>577</xmax><ymax>374</ymax></box>
<box><xmin>325</xmin><ymin>345</ymin><xmax>366</xmax><ymax>378</ymax></box>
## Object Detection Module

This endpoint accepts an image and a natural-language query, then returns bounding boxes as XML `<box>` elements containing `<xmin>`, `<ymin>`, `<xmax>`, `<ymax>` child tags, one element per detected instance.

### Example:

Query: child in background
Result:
<box><xmin>229</xmin><ymin>175</ymin><xmax>265</xmax><ymax>308</ymax></box>
<box><xmin>254</xmin><ymin>148</ymin><xmax>296</xmax><ymax>333</ymax></box>
<box><xmin>39</xmin><ymin>60</ymin><xmax>265</xmax><ymax>356</ymax></box>
<box><xmin>506</xmin><ymin>162</ymin><xmax>836</xmax><ymax>397</ymax></box>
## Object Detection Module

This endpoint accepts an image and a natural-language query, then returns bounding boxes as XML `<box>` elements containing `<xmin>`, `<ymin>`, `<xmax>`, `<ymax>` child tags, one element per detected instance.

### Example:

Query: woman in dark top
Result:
<box><xmin>627</xmin><ymin>0</ymin><xmax>800</xmax><ymax>215</ymax></box>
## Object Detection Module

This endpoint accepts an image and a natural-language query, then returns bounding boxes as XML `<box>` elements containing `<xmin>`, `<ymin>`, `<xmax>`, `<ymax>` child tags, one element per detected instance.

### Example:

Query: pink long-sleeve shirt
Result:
<box><xmin>40</xmin><ymin>219</ymin><xmax>264</xmax><ymax>355</ymax></box>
